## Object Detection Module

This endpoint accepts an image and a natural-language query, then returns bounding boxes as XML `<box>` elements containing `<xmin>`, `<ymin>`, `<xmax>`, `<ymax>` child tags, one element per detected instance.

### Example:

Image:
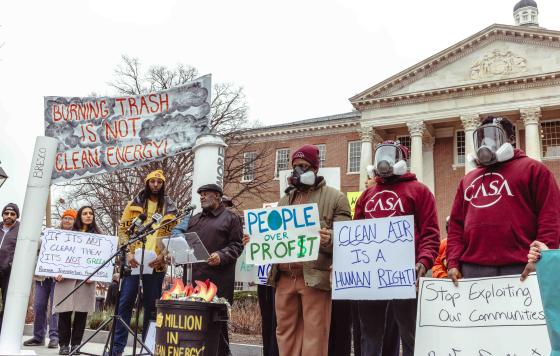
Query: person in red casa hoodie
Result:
<box><xmin>447</xmin><ymin>116</ymin><xmax>560</xmax><ymax>285</ymax></box>
<box><xmin>354</xmin><ymin>140</ymin><xmax>440</xmax><ymax>356</ymax></box>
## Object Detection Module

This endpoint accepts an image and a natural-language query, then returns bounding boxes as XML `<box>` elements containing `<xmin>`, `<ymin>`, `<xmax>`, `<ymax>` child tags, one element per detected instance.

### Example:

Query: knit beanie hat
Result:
<box><xmin>292</xmin><ymin>145</ymin><xmax>320</xmax><ymax>169</ymax></box>
<box><xmin>145</xmin><ymin>169</ymin><xmax>166</xmax><ymax>183</ymax></box>
<box><xmin>62</xmin><ymin>209</ymin><xmax>78</xmax><ymax>220</ymax></box>
<box><xmin>2</xmin><ymin>203</ymin><xmax>19</xmax><ymax>218</ymax></box>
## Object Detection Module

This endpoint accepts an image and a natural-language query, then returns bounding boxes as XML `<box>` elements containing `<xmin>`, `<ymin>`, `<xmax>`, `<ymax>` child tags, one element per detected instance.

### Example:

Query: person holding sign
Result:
<box><xmin>262</xmin><ymin>144</ymin><xmax>351</xmax><ymax>356</ymax></box>
<box><xmin>53</xmin><ymin>206</ymin><xmax>100</xmax><ymax>355</ymax></box>
<box><xmin>353</xmin><ymin>140</ymin><xmax>440</xmax><ymax>356</ymax></box>
<box><xmin>113</xmin><ymin>169</ymin><xmax>178</xmax><ymax>356</ymax></box>
<box><xmin>447</xmin><ymin>116</ymin><xmax>560</xmax><ymax>283</ymax></box>
<box><xmin>24</xmin><ymin>209</ymin><xmax>77</xmax><ymax>349</ymax></box>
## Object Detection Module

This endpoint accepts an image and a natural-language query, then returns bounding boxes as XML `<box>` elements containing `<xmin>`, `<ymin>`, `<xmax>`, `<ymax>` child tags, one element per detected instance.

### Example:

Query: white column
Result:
<box><xmin>0</xmin><ymin>136</ymin><xmax>58</xmax><ymax>355</ymax></box>
<box><xmin>461</xmin><ymin>114</ymin><xmax>480</xmax><ymax>174</ymax></box>
<box><xmin>422</xmin><ymin>136</ymin><xmax>435</xmax><ymax>193</ymax></box>
<box><xmin>407</xmin><ymin>121</ymin><xmax>425</xmax><ymax>182</ymax></box>
<box><xmin>521</xmin><ymin>107</ymin><xmax>542</xmax><ymax>161</ymax></box>
<box><xmin>191</xmin><ymin>134</ymin><xmax>227</xmax><ymax>214</ymax></box>
<box><xmin>359</xmin><ymin>124</ymin><xmax>374</xmax><ymax>191</ymax></box>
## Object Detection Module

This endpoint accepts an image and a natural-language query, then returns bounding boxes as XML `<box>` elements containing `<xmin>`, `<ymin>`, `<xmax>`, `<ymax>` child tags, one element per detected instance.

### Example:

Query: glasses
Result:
<box><xmin>2</xmin><ymin>211</ymin><xmax>16</xmax><ymax>217</ymax></box>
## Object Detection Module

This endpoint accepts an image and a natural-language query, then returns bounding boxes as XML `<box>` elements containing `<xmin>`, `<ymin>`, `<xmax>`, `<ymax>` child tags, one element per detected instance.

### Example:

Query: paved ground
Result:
<box><xmin>21</xmin><ymin>327</ymin><xmax>263</xmax><ymax>356</ymax></box>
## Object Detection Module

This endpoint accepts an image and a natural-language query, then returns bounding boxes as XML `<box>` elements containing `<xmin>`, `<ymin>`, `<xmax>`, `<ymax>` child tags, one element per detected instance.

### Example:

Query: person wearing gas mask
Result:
<box><xmin>261</xmin><ymin>144</ymin><xmax>351</xmax><ymax>356</ymax></box>
<box><xmin>447</xmin><ymin>116</ymin><xmax>560</xmax><ymax>285</ymax></box>
<box><xmin>354</xmin><ymin>140</ymin><xmax>440</xmax><ymax>356</ymax></box>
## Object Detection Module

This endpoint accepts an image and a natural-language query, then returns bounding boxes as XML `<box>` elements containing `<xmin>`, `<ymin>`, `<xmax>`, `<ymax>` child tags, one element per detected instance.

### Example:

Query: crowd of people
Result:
<box><xmin>0</xmin><ymin>114</ymin><xmax>559</xmax><ymax>355</ymax></box>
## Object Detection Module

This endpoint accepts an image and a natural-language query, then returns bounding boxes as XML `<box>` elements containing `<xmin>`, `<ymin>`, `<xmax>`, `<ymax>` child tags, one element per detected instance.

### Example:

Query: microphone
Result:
<box><xmin>183</xmin><ymin>204</ymin><xmax>197</xmax><ymax>214</ymax></box>
<box><xmin>135</xmin><ymin>213</ymin><xmax>163</xmax><ymax>236</ymax></box>
<box><xmin>126</xmin><ymin>214</ymin><xmax>147</xmax><ymax>235</ymax></box>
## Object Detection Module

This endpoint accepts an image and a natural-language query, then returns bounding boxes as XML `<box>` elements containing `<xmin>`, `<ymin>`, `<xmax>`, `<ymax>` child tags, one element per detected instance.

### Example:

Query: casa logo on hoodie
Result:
<box><xmin>364</xmin><ymin>190</ymin><xmax>405</xmax><ymax>217</ymax></box>
<box><xmin>464</xmin><ymin>172</ymin><xmax>514</xmax><ymax>208</ymax></box>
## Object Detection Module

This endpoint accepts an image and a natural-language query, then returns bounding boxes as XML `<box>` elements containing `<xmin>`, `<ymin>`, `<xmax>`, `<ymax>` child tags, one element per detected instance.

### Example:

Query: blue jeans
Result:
<box><xmin>33</xmin><ymin>279</ymin><xmax>58</xmax><ymax>342</ymax></box>
<box><xmin>113</xmin><ymin>271</ymin><xmax>165</xmax><ymax>353</ymax></box>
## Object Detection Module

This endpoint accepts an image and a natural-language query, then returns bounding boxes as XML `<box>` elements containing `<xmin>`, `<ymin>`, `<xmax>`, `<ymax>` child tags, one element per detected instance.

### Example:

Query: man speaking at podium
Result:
<box><xmin>184</xmin><ymin>183</ymin><xmax>243</xmax><ymax>356</ymax></box>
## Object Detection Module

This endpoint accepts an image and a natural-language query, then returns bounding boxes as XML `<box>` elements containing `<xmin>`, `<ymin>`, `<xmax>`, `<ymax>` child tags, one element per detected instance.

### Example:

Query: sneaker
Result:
<box><xmin>23</xmin><ymin>338</ymin><xmax>44</xmax><ymax>346</ymax></box>
<box><xmin>59</xmin><ymin>345</ymin><xmax>70</xmax><ymax>355</ymax></box>
<box><xmin>71</xmin><ymin>345</ymin><xmax>82</xmax><ymax>355</ymax></box>
<box><xmin>48</xmin><ymin>339</ymin><xmax>59</xmax><ymax>348</ymax></box>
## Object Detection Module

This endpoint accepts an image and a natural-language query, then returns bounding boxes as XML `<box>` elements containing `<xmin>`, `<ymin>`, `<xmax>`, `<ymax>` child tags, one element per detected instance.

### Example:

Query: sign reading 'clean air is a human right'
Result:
<box><xmin>244</xmin><ymin>204</ymin><xmax>321</xmax><ymax>264</ymax></box>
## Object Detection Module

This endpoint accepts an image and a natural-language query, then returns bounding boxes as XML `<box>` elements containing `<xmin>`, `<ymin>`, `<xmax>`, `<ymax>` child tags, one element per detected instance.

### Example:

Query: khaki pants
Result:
<box><xmin>275</xmin><ymin>272</ymin><xmax>332</xmax><ymax>356</ymax></box>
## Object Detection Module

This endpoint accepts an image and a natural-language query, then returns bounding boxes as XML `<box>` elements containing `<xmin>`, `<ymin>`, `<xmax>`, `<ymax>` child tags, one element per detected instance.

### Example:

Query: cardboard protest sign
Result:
<box><xmin>35</xmin><ymin>228</ymin><xmax>118</xmax><ymax>282</ymax></box>
<box><xmin>332</xmin><ymin>215</ymin><xmax>415</xmax><ymax>300</ymax></box>
<box><xmin>537</xmin><ymin>250</ymin><xmax>560</xmax><ymax>354</ymax></box>
<box><xmin>45</xmin><ymin>75</ymin><xmax>211</xmax><ymax>182</ymax></box>
<box><xmin>346</xmin><ymin>191</ymin><xmax>361</xmax><ymax>218</ymax></box>
<box><xmin>278</xmin><ymin>167</ymin><xmax>340</xmax><ymax>198</ymax></box>
<box><xmin>415</xmin><ymin>275</ymin><xmax>550</xmax><ymax>355</ymax></box>
<box><xmin>244</xmin><ymin>204</ymin><xmax>321</xmax><ymax>264</ymax></box>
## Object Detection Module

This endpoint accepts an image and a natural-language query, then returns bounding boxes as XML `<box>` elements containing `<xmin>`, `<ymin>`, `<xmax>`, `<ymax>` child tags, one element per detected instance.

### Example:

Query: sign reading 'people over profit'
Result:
<box><xmin>332</xmin><ymin>215</ymin><xmax>416</xmax><ymax>300</ymax></box>
<box><xmin>415</xmin><ymin>275</ymin><xmax>551</xmax><ymax>355</ymax></box>
<box><xmin>35</xmin><ymin>228</ymin><xmax>118</xmax><ymax>282</ymax></box>
<box><xmin>244</xmin><ymin>204</ymin><xmax>321</xmax><ymax>264</ymax></box>
<box><xmin>45</xmin><ymin>75</ymin><xmax>211</xmax><ymax>182</ymax></box>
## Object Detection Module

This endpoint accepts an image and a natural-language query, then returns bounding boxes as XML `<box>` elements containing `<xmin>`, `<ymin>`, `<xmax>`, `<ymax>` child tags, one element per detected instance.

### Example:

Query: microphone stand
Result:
<box><xmin>55</xmin><ymin>208</ymin><xmax>194</xmax><ymax>356</ymax></box>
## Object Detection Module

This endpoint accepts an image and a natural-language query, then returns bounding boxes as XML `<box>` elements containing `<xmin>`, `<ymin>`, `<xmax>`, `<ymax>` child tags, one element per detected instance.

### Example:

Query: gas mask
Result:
<box><xmin>288</xmin><ymin>166</ymin><xmax>316</xmax><ymax>187</ymax></box>
<box><xmin>473</xmin><ymin>122</ymin><xmax>514</xmax><ymax>166</ymax></box>
<box><xmin>373</xmin><ymin>144</ymin><xmax>408</xmax><ymax>177</ymax></box>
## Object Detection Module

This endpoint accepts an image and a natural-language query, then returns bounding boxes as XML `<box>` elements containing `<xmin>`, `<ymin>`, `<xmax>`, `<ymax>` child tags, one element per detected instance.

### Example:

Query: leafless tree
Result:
<box><xmin>54</xmin><ymin>55</ymin><xmax>272</xmax><ymax>234</ymax></box>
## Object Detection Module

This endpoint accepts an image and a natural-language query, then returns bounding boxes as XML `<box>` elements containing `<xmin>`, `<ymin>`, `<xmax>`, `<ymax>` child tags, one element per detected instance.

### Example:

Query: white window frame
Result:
<box><xmin>396</xmin><ymin>135</ymin><xmax>412</xmax><ymax>169</ymax></box>
<box><xmin>316</xmin><ymin>144</ymin><xmax>326</xmax><ymax>168</ymax></box>
<box><xmin>347</xmin><ymin>141</ymin><xmax>361</xmax><ymax>174</ymax></box>
<box><xmin>453</xmin><ymin>129</ymin><xmax>466</xmax><ymax>167</ymax></box>
<box><xmin>241</xmin><ymin>151</ymin><xmax>257</xmax><ymax>182</ymax></box>
<box><xmin>274</xmin><ymin>148</ymin><xmax>290</xmax><ymax>179</ymax></box>
<box><xmin>541</xmin><ymin>119</ymin><xmax>560</xmax><ymax>160</ymax></box>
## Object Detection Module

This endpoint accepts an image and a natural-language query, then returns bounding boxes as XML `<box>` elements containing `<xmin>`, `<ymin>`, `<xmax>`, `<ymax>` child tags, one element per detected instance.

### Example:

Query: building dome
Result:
<box><xmin>513</xmin><ymin>0</ymin><xmax>539</xmax><ymax>27</ymax></box>
<box><xmin>514</xmin><ymin>0</ymin><xmax>537</xmax><ymax>12</ymax></box>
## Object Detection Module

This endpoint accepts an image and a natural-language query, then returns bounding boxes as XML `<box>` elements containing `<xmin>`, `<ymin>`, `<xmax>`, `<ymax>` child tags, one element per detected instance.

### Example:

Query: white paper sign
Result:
<box><xmin>244</xmin><ymin>203</ymin><xmax>321</xmax><ymax>264</ymax></box>
<box><xmin>415</xmin><ymin>275</ymin><xmax>551</xmax><ymax>355</ymax></box>
<box><xmin>131</xmin><ymin>249</ymin><xmax>156</xmax><ymax>275</ymax></box>
<box><xmin>235</xmin><ymin>249</ymin><xmax>257</xmax><ymax>283</ymax></box>
<box><xmin>332</xmin><ymin>215</ymin><xmax>416</xmax><ymax>300</ymax></box>
<box><xmin>279</xmin><ymin>167</ymin><xmax>340</xmax><ymax>198</ymax></box>
<box><xmin>235</xmin><ymin>249</ymin><xmax>272</xmax><ymax>285</ymax></box>
<box><xmin>35</xmin><ymin>228</ymin><xmax>118</xmax><ymax>282</ymax></box>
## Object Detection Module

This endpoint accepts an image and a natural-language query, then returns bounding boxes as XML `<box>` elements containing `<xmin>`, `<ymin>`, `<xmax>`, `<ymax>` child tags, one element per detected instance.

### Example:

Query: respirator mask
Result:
<box><xmin>373</xmin><ymin>143</ymin><xmax>408</xmax><ymax>177</ymax></box>
<box><xmin>288</xmin><ymin>165</ymin><xmax>316</xmax><ymax>187</ymax></box>
<box><xmin>473</xmin><ymin>120</ymin><xmax>514</xmax><ymax>166</ymax></box>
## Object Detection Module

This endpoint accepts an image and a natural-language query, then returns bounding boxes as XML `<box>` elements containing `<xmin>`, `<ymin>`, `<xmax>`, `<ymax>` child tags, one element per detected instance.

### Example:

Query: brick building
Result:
<box><xmin>227</xmin><ymin>1</ymin><xmax>560</xmax><ymax>237</ymax></box>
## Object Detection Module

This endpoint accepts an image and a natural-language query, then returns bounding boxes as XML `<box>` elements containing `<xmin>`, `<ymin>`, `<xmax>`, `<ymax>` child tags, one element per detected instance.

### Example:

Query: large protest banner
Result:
<box><xmin>35</xmin><ymin>228</ymin><xmax>118</xmax><ymax>282</ymax></box>
<box><xmin>332</xmin><ymin>215</ymin><xmax>415</xmax><ymax>300</ymax></box>
<box><xmin>244</xmin><ymin>204</ymin><xmax>321</xmax><ymax>264</ymax></box>
<box><xmin>415</xmin><ymin>275</ymin><xmax>551</xmax><ymax>355</ymax></box>
<box><xmin>44</xmin><ymin>75</ymin><xmax>211</xmax><ymax>182</ymax></box>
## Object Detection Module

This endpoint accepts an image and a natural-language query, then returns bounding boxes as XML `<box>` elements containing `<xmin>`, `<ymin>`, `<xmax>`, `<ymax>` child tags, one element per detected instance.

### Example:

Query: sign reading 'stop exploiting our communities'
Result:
<box><xmin>45</xmin><ymin>75</ymin><xmax>211</xmax><ymax>182</ymax></box>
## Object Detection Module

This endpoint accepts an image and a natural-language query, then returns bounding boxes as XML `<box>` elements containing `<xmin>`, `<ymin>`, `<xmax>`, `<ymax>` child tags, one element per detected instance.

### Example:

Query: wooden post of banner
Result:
<box><xmin>46</xmin><ymin>189</ymin><xmax>52</xmax><ymax>228</ymax></box>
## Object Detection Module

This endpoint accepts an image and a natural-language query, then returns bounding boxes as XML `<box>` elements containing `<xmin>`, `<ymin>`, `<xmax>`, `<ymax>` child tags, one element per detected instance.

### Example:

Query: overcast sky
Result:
<box><xmin>1</xmin><ymin>0</ymin><xmax>559</xmax><ymax>212</ymax></box>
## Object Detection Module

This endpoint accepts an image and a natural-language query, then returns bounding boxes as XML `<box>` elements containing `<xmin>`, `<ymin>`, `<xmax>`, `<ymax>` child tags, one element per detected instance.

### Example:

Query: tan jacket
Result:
<box><xmin>268</xmin><ymin>178</ymin><xmax>351</xmax><ymax>291</ymax></box>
